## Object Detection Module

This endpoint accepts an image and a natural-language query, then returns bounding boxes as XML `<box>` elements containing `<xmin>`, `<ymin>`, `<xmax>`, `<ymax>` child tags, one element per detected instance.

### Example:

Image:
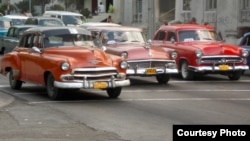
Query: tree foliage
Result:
<box><xmin>15</xmin><ymin>1</ymin><xmax>29</xmax><ymax>14</ymax></box>
<box><xmin>50</xmin><ymin>4</ymin><xmax>64</xmax><ymax>11</ymax></box>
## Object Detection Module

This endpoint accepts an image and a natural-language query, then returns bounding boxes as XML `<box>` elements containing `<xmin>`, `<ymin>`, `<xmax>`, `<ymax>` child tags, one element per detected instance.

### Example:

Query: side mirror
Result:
<box><xmin>145</xmin><ymin>39</ymin><xmax>152</xmax><ymax>49</ymax></box>
<box><xmin>32</xmin><ymin>46</ymin><xmax>42</xmax><ymax>54</ymax></box>
<box><xmin>147</xmin><ymin>39</ymin><xmax>152</xmax><ymax>44</ymax></box>
<box><xmin>171</xmin><ymin>38</ymin><xmax>175</xmax><ymax>43</ymax></box>
<box><xmin>101</xmin><ymin>46</ymin><xmax>107</xmax><ymax>51</ymax></box>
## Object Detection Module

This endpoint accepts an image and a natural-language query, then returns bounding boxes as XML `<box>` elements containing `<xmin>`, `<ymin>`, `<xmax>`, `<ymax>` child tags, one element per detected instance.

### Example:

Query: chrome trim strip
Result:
<box><xmin>54</xmin><ymin>79</ymin><xmax>130</xmax><ymax>89</ymax></box>
<box><xmin>126</xmin><ymin>68</ymin><xmax>178</xmax><ymax>75</ymax></box>
<box><xmin>189</xmin><ymin>65</ymin><xmax>249</xmax><ymax>72</ymax></box>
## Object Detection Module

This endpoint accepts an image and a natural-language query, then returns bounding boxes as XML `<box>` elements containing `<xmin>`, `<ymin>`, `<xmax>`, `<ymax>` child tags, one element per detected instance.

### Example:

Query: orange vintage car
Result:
<box><xmin>84</xmin><ymin>26</ymin><xmax>178</xmax><ymax>84</ymax></box>
<box><xmin>0</xmin><ymin>26</ymin><xmax>130</xmax><ymax>100</ymax></box>
<box><xmin>152</xmin><ymin>24</ymin><xmax>249</xmax><ymax>80</ymax></box>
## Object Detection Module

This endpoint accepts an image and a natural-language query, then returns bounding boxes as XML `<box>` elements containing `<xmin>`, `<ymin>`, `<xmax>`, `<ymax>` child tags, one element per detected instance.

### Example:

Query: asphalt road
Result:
<box><xmin>0</xmin><ymin>69</ymin><xmax>250</xmax><ymax>141</ymax></box>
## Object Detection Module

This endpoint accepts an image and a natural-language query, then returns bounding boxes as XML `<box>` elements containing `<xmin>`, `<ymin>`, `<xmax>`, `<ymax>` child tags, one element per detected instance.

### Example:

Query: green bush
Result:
<box><xmin>50</xmin><ymin>4</ymin><xmax>64</xmax><ymax>11</ymax></box>
<box><xmin>80</xmin><ymin>8</ymin><xmax>90</xmax><ymax>18</ymax></box>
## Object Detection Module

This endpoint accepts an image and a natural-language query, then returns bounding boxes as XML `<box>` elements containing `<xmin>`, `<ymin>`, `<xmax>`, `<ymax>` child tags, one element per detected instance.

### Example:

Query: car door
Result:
<box><xmin>21</xmin><ymin>33</ymin><xmax>45</xmax><ymax>84</ymax></box>
<box><xmin>1</xmin><ymin>27</ymin><xmax>15</xmax><ymax>52</ymax></box>
<box><xmin>7</xmin><ymin>27</ymin><xmax>20</xmax><ymax>52</ymax></box>
<box><xmin>17</xmin><ymin>33</ymin><xmax>34</xmax><ymax>81</ymax></box>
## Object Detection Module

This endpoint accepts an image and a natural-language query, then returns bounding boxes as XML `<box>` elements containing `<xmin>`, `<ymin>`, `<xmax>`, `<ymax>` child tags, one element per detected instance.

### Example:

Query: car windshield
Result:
<box><xmin>102</xmin><ymin>30</ymin><xmax>146</xmax><ymax>45</ymax></box>
<box><xmin>62</xmin><ymin>15</ymin><xmax>82</xmax><ymax>25</ymax></box>
<box><xmin>44</xmin><ymin>33</ymin><xmax>94</xmax><ymax>48</ymax></box>
<box><xmin>11</xmin><ymin>19</ymin><xmax>26</xmax><ymax>25</ymax></box>
<box><xmin>38</xmin><ymin>19</ymin><xmax>64</xmax><ymax>26</ymax></box>
<box><xmin>178</xmin><ymin>30</ymin><xmax>221</xmax><ymax>42</ymax></box>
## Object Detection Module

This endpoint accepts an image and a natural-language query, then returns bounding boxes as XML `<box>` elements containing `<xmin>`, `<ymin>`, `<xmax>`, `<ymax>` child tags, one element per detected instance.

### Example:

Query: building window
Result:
<box><xmin>183</xmin><ymin>0</ymin><xmax>191</xmax><ymax>11</ymax></box>
<box><xmin>136</xmin><ymin>0</ymin><xmax>142</xmax><ymax>14</ymax></box>
<box><xmin>133</xmin><ymin>0</ymin><xmax>142</xmax><ymax>22</ymax></box>
<box><xmin>206</xmin><ymin>0</ymin><xmax>217</xmax><ymax>10</ymax></box>
<box><xmin>243</xmin><ymin>0</ymin><xmax>250</xmax><ymax>9</ymax></box>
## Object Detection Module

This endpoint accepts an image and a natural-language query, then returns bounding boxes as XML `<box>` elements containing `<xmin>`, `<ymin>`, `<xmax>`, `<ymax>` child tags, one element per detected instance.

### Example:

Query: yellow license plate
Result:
<box><xmin>146</xmin><ymin>68</ymin><xmax>156</xmax><ymax>75</ymax></box>
<box><xmin>93</xmin><ymin>82</ymin><xmax>107</xmax><ymax>89</ymax></box>
<box><xmin>219</xmin><ymin>65</ymin><xmax>229</xmax><ymax>71</ymax></box>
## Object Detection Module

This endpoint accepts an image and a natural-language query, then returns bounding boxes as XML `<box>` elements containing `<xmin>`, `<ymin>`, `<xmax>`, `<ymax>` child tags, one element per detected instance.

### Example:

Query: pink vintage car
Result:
<box><xmin>85</xmin><ymin>26</ymin><xmax>178</xmax><ymax>84</ymax></box>
<box><xmin>152</xmin><ymin>24</ymin><xmax>249</xmax><ymax>80</ymax></box>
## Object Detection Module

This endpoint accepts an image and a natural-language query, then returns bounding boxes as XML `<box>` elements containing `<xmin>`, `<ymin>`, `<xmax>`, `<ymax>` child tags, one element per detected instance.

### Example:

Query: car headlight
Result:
<box><xmin>121</xmin><ymin>52</ymin><xmax>128</xmax><ymax>59</ymax></box>
<box><xmin>242</xmin><ymin>49</ymin><xmax>249</xmax><ymax>57</ymax></box>
<box><xmin>120</xmin><ymin>61</ymin><xmax>128</xmax><ymax>69</ymax></box>
<box><xmin>170</xmin><ymin>51</ymin><xmax>178</xmax><ymax>59</ymax></box>
<box><xmin>195</xmin><ymin>50</ymin><xmax>203</xmax><ymax>58</ymax></box>
<box><xmin>61</xmin><ymin>62</ymin><xmax>70</xmax><ymax>71</ymax></box>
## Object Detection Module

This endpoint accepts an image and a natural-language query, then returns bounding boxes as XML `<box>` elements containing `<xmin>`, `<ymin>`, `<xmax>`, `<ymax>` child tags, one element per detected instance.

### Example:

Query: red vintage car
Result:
<box><xmin>0</xmin><ymin>26</ymin><xmax>130</xmax><ymax>100</ymax></box>
<box><xmin>152</xmin><ymin>24</ymin><xmax>249</xmax><ymax>80</ymax></box>
<box><xmin>85</xmin><ymin>26</ymin><xmax>178</xmax><ymax>84</ymax></box>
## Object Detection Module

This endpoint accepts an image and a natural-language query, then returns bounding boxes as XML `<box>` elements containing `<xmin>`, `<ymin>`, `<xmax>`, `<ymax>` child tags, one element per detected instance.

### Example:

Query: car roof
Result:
<box><xmin>80</xmin><ymin>22</ymin><xmax>121</xmax><ymax>28</ymax></box>
<box><xmin>10</xmin><ymin>25</ymin><xmax>38</xmax><ymax>28</ymax></box>
<box><xmin>3</xmin><ymin>15</ymin><xmax>28</xmax><ymax>19</ymax></box>
<box><xmin>0</xmin><ymin>17</ymin><xmax>12</xmax><ymax>21</ymax></box>
<box><xmin>43</xmin><ymin>11</ymin><xmax>83</xmax><ymax>16</ymax></box>
<box><xmin>25</xmin><ymin>16</ymin><xmax>65</xmax><ymax>26</ymax></box>
<box><xmin>86</xmin><ymin>26</ymin><xmax>143</xmax><ymax>32</ymax></box>
<box><xmin>25</xmin><ymin>26</ymin><xmax>91</xmax><ymax>35</ymax></box>
<box><xmin>27</xmin><ymin>16</ymin><xmax>62</xmax><ymax>20</ymax></box>
<box><xmin>158</xmin><ymin>24</ymin><xmax>215</xmax><ymax>31</ymax></box>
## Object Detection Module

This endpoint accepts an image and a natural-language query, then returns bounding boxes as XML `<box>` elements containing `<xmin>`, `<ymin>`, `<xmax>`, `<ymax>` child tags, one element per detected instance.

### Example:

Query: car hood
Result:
<box><xmin>106</xmin><ymin>43</ymin><xmax>171</xmax><ymax>60</ymax></box>
<box><xmin>181</xmin><ymin>41</ymin><xmax>242</xmax><ymax>55</ymax></box>
<box><xmin>43</xmin><ymin>46</ymin><xmax>114</xmax><ymax>67</ymax></box>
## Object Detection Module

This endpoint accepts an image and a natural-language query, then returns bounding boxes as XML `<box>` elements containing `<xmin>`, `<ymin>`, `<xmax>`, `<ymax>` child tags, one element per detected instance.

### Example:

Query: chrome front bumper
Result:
<box><xmin>126</xmin><ymin>68</ymin><xmax>178</xmax><ymax>75</ymax></box>
<box><xmin>54</xmin><ymin>79</ymin><xmax>130</xmax><ymax>89</ymax></box>
<box><xmin>190</xmin><ymin>65</ymin><xmax>249</xmax><ymax>72</ymax></box>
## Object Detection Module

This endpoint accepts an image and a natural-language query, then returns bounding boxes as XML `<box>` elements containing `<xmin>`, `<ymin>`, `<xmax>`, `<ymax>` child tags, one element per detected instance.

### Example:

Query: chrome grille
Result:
<box><xmin>200</xmin><ymin>56</ymin><xmax>243</xmax><ymax>65</ymax></box>
<box><xmin>64</xmin><ymin>67</ymin><xmax>118</xmax><ymax>81</ymax></box>
<box><xmin>127</xmin><ymin>60</ymin><xmax>172</xmax><ymax>69</ymax></box>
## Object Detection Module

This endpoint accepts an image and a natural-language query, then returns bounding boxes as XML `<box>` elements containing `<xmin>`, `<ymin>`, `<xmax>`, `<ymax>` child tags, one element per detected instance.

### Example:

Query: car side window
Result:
<box><xmin>25</xmin><ymin>18</ymin><xmax>36</xmax><ymax>24</ymax></box>
<box><xmin>167</xmin><ymin>32</ymin><xmax>176</xmax><ymax>41</ymax></box>
<box><xmin>155</xmin><ymin>31</ymin><xmax>166</xmax><ymax>41</ymax></box>
<box><xmin>7</xmin><ymin>27</ymin><xmax>14</xmax><ymax>37</ymax></box>
<box><xmin>13</xmin><ymin>28</ymin><xmax>20</xmax><ymax>38</ymax></box>
<box><xmin>21</xmin><ymin>34</ymin><xmax>34</xmax><ymax>48</ymax></box>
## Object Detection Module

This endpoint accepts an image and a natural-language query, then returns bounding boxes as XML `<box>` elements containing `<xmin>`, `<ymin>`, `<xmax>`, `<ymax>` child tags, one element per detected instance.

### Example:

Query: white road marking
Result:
<box><xmin>0</xmin><ymin>79</ymin><xmax>250</xmax><ymax>88</ymax></box>
<box><xmin>121</xmin><ymin>90</ymin><xmax>250</xmax><ymax>92</ymax></box>
<box><xmin>28</xmin><ymin>98</ymin><xmax>250</xmax><ymax>105</ymax></box>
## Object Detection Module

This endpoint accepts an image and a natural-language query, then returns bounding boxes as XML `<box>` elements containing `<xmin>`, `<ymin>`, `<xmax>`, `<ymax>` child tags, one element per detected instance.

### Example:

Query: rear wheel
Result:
<box><xmin>106</xmin><ymin>87</ymin><xmax>122</xmax><ymax>98</ymax></box>
<box><xmin>0</xmin><ymin>47</ymin><xmax>5</xmax><ymax>54</ymax></box>
<box><xmin>9</xmin><ymin>70</ymin><xmax>22</xmax><ymax>89</ymax></box>
<box><xmin>180</xmin><ymin>61</ymin><xmax>194</xmax><ymax>80</ymax></box>
<box><xmin>156</xmin><ymin>74</ymin><xmax>170</xmax><ymax>84</ymax></box>
<box><xmin>228</xmin><ymin>71</ymin><xmax>242</xmax><ymax>80</ymax></box>
<box><xmin>46</xmin><ymin>73</ymin><xmax>63</xmax><ymax>100</ymax></box>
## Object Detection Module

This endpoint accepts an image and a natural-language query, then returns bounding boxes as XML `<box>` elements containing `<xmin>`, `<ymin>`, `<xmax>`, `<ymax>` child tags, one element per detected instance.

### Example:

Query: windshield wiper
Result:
<box><xmin>202</xmin><ymin>38</ymin><xmax>213</xmax><ymax>40</ymax></box>
<box><xmin>130</xmin><ymin>40</ymin><xmax>140</xmax><ymax>42</ymax></box>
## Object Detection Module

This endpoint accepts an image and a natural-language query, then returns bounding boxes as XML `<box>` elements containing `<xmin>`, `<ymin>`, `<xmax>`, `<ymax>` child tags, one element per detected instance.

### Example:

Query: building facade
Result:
<box><xmin>3</xmin><ymin>0</ymin><xmax>250</xmax><ymax>44</ymax></box>
<box><xmin>173</xmin><ymin>0</ymin><xmax>250</xmax><ymax>44</ymax></box>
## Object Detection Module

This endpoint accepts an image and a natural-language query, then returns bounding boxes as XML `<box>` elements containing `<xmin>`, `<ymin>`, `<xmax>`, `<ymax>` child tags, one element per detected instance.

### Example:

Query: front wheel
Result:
<box><xmin>156</xmin><ymin>74</ymin><xmax>170</xmax><ymax>84</ymax></box>
<box><xmin>9</xmin><ymin>70</ymin><xmax>22</xmax><ymax>89</ymax></box>
<box><xmin>106</xmin><ymin>87</ymin><xmax>122</xmax><ymax>98</ymax></box>
<box><xmin>46</xmin><ymin>73</ymin><xmax>63</xmax><ymax>100</ymax></box>
<box><xmin>9</xmin><ymin>70</ymin><xmax>23</xmax><ymax>90</ymax></box>
<box><xmin>228</xmin><ymin>71</ymin><xmax>242</xmax><ymax>80</ymax></box>
<box><xmin>180</xmin><ymin>61</ymin><xmax>194</xmax><ymax>80</ymax></box>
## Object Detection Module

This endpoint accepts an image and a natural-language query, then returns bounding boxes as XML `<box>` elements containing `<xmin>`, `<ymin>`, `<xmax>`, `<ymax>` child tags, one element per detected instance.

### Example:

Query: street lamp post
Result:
<box><xmin>29</xmin><ymin>0</ymin><xmax>31</xmax><ymax>12</ymax></box>
<box><xmin>7</xmin><ymin>0</ymin><xmax>10</xmax><ymax>14</ymax></box>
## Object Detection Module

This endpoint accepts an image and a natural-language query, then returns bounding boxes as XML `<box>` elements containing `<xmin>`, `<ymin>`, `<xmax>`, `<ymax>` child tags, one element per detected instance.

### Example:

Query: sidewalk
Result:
<box><xmin>0</xmin><ymin>91</ymin><xmax>14</xmax><ymax>108</ymax></box>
